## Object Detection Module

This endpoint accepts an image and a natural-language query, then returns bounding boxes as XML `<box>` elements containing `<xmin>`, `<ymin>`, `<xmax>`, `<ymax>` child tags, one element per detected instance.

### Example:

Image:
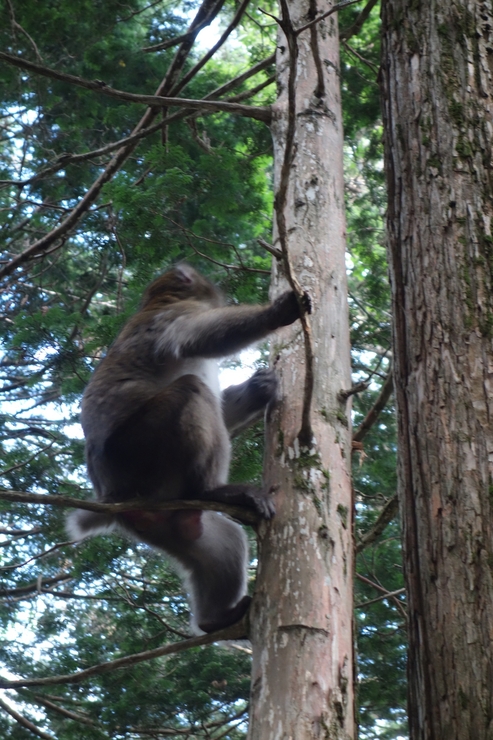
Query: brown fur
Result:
<box><xmin>67</xmin><ymin>264</ymin><xmax>308</xmax><ymax>632</ymax></box>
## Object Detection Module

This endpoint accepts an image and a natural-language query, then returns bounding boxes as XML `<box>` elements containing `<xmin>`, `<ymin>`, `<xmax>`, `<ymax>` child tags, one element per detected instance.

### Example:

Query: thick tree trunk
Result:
<box><xmin>248</xmin><ymin>2</ymin><xmax>354</xmax><ymax>738</ymax></box>
<box><xmin>381</xmin><ymin>1</ymin><xmax>493</xmax><ymax>738</ymax></box>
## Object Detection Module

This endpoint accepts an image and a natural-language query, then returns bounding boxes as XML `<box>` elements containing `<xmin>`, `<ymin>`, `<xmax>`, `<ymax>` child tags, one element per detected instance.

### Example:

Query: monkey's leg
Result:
<box><xmin>124</xmin><ymin>509</ymin><xmax>251</xmax><ymax>634</ymax></box>
<box><xmin>183</xmin><ymin>511</ymin><xmax>251</xmax><ymax>633</ymax></box>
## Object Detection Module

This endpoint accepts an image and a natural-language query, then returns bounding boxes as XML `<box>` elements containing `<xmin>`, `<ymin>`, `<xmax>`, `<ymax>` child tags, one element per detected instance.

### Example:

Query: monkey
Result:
<box><xmin>67</xmin><ymin>264</ymin><xmax>310</xmax><ymax>633</ymax></box>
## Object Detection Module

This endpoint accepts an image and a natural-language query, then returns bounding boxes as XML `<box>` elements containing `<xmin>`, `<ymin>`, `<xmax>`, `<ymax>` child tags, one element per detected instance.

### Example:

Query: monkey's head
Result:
<box><xmin>141</xmin><ymin>264</ymin><xmax>224</xmax><ymax>309</ymax></box>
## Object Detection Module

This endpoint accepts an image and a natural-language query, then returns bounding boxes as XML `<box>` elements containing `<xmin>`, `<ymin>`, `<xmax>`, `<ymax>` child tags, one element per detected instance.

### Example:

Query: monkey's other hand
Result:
<box><xmin>270</xmin><ymin>290</ymin><xmax>312</xmax><ymax>328</ymax></box>
<box><xmin>248</xmin><ymin>368</ymin><xmax>279</xmax><ymax>406</ymax></box>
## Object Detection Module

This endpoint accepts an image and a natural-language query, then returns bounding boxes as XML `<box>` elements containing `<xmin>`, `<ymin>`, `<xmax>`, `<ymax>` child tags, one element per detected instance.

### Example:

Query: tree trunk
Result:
<box><xmin>248</xmin><ymin>2</ymin><xmax>354</xmax><ymax>738</ymax></box>
<box><xmin>381</xmin><ymin>1</ymin><xmax>493</xmax><ymax>738</ymax></box>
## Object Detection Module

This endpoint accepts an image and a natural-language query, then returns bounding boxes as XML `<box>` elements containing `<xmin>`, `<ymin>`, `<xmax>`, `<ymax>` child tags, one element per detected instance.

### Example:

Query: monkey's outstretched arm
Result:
<box><xmin>157</xmin><ymin>290</ymin><xmax>310</xmax><ymax>359</ymax></box>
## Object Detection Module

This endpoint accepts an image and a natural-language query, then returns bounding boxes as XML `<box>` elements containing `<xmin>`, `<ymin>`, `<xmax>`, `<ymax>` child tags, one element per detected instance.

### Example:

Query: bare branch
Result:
<box><xmin>295</xmin><ymin>0</ymin><xmax>363</xmax><ymax>35</ymax></box>
<box><xmin>342</xmin><ymin>40</ymin><xmax>379</xmax><ymax>76</ymax></box>
<box><xmin>170</xmin><ymin>0</ymin><xmax>252</xmax><ymax>96</ymax></box>
<box><xmin>202</xmin><ymin>53</ymin><xmax>275</xmax><ymax>100</ymax></box>
<box><xmin>355</xmin><ymin>586</ymin><xmax>405</xmax><ymax>609</ymax></box>
<box><xmin>338</xmin><ymin>380</ymin><xmax>370</xmax><ymax>401</ymax></box>
<box><xmin>0</xmin><ymin>489</ymin><xmax>260</xmax><ymax>524</ymax></box>
<box><xmin>356</xmin><ymin>494</ymin><xmax>399</xmax><ymax>554</ymax></box>
<box><xmin>0</xmin><ymin>573</ymin><xmax>72</xmax><ymax>597</ymax></box>
<box><xmin>29</xmin><ymin>695</ymin><xmax>97</xmax><ymax>729</ymax></box>
<box><xmin>0</xmin><ymin>53</ymin><xmax>271</xmax><ymax>123</ymax></box>
<box><xmin>142</xmin><ymin>0</ymin><xmax>224</xmax><ymax>52</ymax></box>
<box><xmin>355</xmin><ymin>571</ymin><xmax>407</xmax><ymax>618</ymax></box>
<box><xmin>340</xmin><ymin>0</ymin><xmax>379</xmax><ymax>41</ymax></box>
<box><xmin>352</xmin><ymin>369</ymin><xmax>394</xmax><ymax>442</ymax></box>
<box><xmin>0</xmin><ymin>56</ymin><xmax>276</xmax><ymax>190</ymax></box>
<box><xmin>0</xmin><ymin>617</ymin><xmax>249</xmax><ymax>689</ymax></box>
<box><xmin>257</xmin><ymin>238</ymin><xmax>282</xmax><ymax>260</ymax></box>
<box><xmin>0</xmin><ymin>694</ymin><xmax>54</xmax><ymax>739</ymax></box>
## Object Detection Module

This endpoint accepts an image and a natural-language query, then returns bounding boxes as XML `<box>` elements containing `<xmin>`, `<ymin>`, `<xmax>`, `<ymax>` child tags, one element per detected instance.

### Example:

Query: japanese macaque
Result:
<box><xmin>67</xmin><ymin>264</ymin><xmax>309</xmax><ymax>633</ymax></box>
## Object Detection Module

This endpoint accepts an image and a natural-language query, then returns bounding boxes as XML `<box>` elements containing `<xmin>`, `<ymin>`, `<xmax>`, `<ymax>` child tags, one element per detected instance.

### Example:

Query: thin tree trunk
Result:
<box><xmin>381</xmin><ymin>1</ymin><xmax>493</xmax><ymax>738</ymax></box>
<box><xmin>248</xmin><ymin>1</ymin><xmax>354</xmax><ymax>737</ymax></box>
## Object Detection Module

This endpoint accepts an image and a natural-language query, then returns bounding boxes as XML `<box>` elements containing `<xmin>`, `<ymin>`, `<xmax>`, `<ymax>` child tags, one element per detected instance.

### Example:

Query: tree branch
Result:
<box><xmin>0</xmin><ymin>617</ymin><xmax>249</xmax><ymax>689</ymax></box>
<box><xmin>169</xmin><ymin>0</ymin><xmax>252</xmax><ymax>96</ymax></box>
<box><xmin>0</xmin><ymin>573</ymin><xmax>72</xmax><ymax>597</ymax></box>
<box><xmin>295</xmin><ymin>0</ymin><xmax>363</xmax><ymax>35</ymax></box>
<box><xmin>339</xmin><ymin>0</ymin><xmax>378</xmax><ymax>41</ymax></box>
<box><xmin>352</xmin><ymin>369</ymin><xmax>394</xmax><ymax>442</ymax></box>
<box><xmin>355</xmin><ymin>494</ymin><xmax>399</xmax><ymax>554</ymax></box>
<box><xmin>0</xmin><ymin>489</ymin><xmax>260</xmax><ymax>524</ymax></box>
<box><xmin>0</xmin><ymin>53</ymin><xmax>271</xmax><ymax>123</ymax></box>
<box><xmin>142</xmin><ymin>0</ymin><xmax>225</xmax><ymax>52</ymax></box>
<box><xmin>0</xmin><ymin>695</ymin><xmax>54</xmax><ymax>740</ymax></box>
<box><xmin>0</xmin><ymin>55</ymin><xmax>276</xmax><ymax>189</ymax></box>
<box><xmin>0</xmin><ymin>0</ymin><xmax>244</xmax><ymax>281</ymax></box>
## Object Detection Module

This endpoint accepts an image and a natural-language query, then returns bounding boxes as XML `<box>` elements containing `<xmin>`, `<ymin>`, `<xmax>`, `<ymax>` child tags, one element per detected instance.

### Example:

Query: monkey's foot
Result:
<box><xmin>201</xmin><ymin>483</ymin><xmax>276</xmax><ymax>520</ymax></box>
<box><xmin>198</xmin><ymin>595</ymin><xmax>251</xmax><ymax>634</ymax></box>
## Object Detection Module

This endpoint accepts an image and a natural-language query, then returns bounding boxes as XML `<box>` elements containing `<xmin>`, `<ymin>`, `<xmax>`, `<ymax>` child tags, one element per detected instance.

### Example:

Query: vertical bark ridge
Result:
<box><xmin>381</xmin><ymin>1</ymin><xmax>493</xmax><ymax>738</ymax></box>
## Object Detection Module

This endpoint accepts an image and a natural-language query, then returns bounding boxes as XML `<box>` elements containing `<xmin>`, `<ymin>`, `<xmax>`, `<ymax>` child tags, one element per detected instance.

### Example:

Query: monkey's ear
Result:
<box><xmin>175</xmin><ymin>263</ymin><xmax>195</xmax><ymax>285</ymax></box>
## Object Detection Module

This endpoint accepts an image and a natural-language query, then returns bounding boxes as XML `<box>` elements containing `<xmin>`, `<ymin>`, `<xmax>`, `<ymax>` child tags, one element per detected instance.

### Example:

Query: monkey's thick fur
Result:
<box><xmin>67</xmin><ymin>264</ymin><xmax>308</xmax><ymax>633</ymax></box>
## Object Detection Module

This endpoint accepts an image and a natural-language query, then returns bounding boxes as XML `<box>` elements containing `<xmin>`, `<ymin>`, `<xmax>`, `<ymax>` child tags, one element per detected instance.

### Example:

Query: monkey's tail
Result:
<box><xmin>66</xmin><ymin>509</ymin><xmax>116</xmax><ymax>541</ymax></box>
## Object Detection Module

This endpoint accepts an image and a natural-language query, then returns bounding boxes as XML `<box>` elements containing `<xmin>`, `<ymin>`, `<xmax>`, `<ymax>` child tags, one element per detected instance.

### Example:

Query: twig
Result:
<box><xmin>342</xmin><ymin>40</ymin><xmax>379</xmax><ymax>76</ymax></box>
<box><xmin>352</xmin><ymin>369</ymin><xmax>393</xmax><ymax>442</ymax></box>
<box><xmin>338</xmin><ymin>380</ymin><xmax>370</xmax><ymax>401</ymax></box>
<box><xmin>0</xmin><ymin>618</ymin><xmax>250</xmax><ymax>688</ymax></box>
<box><xmin>355</xmin><ymin>572</ymin><xmax>407</xmax><ymax>618</ymax></box>
<box><xmin>356</xmin><ymin>494</ymin><xmax>399</xmax><ymax>553</ymax></box>
<box><xmin>295</xmin><ymin>0</ymin><xmax>363</xmax><ymax>35</ymax></box>
<box><xmin>273</xmin><ymin>0</ymin><xmax>314</xmax><ymax>447</ymax></box>
<box><xmin>355</xmin><ymin>587</ymin><xmax>405</xmax><ymax>609</ymax></box>
<box><xmin>0</xmin><ymin>489</ymin><xmax>260</xmax><ymax>524</ymax></box>
<box><xmin>6</xmin><ymin>0</ymin><xmax>43</xmax><ymax>61</ymax></box>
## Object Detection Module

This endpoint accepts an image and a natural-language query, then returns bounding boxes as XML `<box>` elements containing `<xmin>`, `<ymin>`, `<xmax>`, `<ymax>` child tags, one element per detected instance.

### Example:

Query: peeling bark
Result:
<box><xmin>381</xmin><ymin>1</ymin><xmax>493</xmax><ymax>738</ymax></box>
<box><xmin>248</xmin><ymin>1</ymin><xmax>354</xmax><ymax>737</ymax></box>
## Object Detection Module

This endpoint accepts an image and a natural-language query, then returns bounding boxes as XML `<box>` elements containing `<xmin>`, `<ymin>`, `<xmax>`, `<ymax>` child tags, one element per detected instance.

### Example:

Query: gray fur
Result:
<box><xmin>68</xmin><ymin>266</ymin><xmax>306</xmax><ymax>632</ymax></box>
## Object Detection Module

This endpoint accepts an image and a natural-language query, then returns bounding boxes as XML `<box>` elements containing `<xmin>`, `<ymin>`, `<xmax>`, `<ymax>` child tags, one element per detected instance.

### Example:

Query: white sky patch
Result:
<box><xmin>219</xmin><ymin>349</ymin><xmax>261</xmax><ymax>389</ymax></box>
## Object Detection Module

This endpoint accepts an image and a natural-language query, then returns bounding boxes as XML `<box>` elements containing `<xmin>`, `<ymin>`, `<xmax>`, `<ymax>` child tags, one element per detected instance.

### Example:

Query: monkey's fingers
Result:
<box><xmin>301</xmin><ymin>291</ymin><xmax>312</xmax><ymax>315</ymax></box>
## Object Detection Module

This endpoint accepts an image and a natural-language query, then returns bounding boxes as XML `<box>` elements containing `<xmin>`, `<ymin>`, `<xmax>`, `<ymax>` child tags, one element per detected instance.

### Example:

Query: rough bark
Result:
<box><xmin>248</xmin><ymin>2</ymin><xmax>354</xmax><ymax>738</ymax></box>
<box><xmin>381</xmin><ymin>1</ymin><xmax>493</xmax><ymax>738</ymax></box>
